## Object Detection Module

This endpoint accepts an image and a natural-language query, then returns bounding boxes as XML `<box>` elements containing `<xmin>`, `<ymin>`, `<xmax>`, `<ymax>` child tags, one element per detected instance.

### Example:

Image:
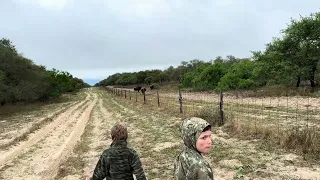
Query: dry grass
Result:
<box><xmin>100</xmin><ymin>92</ymin><xmax>182</xmax><ymax>179</ymax></box>
<box><xmin>194</xmin><ymin>107</ymin><xmax>226</xmax><ymax>126</ymax></box>
<box><xmin>103</xmin><ymin>88</ymin><xmax>320</xmax><ymax>179</ymax></box>
<box><xmin>0</xmin><ymin>89</ymin><xmax>87</xmax><ymax>118</ymax></box>
<box><xmin>107</xmin><ymin>86</ymin><xmax>320</xmax><ymax>162</ymax></box>
<box><xmin>108</xmin><ymin>87</ymin><xmax>320</xmax><ymax>131</ymax></box>
<box><xmin>234</xmin><ymin>85</ymin><xmax>320</xmax><ymax>98</ymax></box>
<box><xmin>225</xmin><ymin>119</ymin><xmax>320</xmax><ymax>162</ymax></box>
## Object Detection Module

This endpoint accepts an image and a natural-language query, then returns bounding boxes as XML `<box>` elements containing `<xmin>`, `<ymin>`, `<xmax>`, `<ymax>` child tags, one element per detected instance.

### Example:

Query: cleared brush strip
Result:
<box><xmin>56</xmin><ymin>105</ymin><xmax>97</xmax><ymax>179</ymax></box>
<box><xmin>0</xmin><ymin>99</ymin><xmax>91</xmax><ymax>169</ymax></box>
<box><xmin>41</xmin><ymin>98</ymin><xmax>97</xmax><ymax>180</ymax></box>
<box><xmin>227</xmin><ymin>120</ymin><xmax>320</xmax><ymax>161</ymax></box>
<box><xmin>0</xmin><ymin>101</ymin><xmax>81</xmax><ymax>150</ymax></box>
<box><xmin>56</xmin><ymin>98</ymin><xmax>110</xmax><ymax>179</ymax></box>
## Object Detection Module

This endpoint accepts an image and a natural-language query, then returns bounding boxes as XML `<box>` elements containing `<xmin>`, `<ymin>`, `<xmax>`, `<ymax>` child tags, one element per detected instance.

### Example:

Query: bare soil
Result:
<box><xmin>0</xmin><ymin>87</ymin><xmax>319</xmax><ymax>180</ymax></box>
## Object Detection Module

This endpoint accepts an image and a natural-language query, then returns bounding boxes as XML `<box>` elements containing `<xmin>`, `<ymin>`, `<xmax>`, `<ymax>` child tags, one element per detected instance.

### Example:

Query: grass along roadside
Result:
<box><xmin>101</xmin><ymin>92</ymin><xmax>180</xmax><ymax>179</ymax></box>
<box><xmin>0</xmin><ymin>89</ymin><xmax>87</xmax><ymax>118</ymax></box>
<box><xmin>111</xmin><ymin>89</ymin><xmax>320</xmax><ymax>161</ymax></box>
<box><xmin>106</xmin><ymin>89</ymin><xmax>320</xmax><ymax>179</ymax></box>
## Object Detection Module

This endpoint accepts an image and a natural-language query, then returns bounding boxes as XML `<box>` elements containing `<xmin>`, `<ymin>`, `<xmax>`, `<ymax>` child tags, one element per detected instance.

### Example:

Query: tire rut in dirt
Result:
<box><xmin>0</xmin><ymin>97</ymin><xmax>90</xmax><ymax>169</ymax></box>
<box><xmin>62</xmin><ymin>96</ymin><xmax>117</xmax><ymax>179</ymax></box>
<box><xmin>40</xmin><ymin>97</ymin><xmax>97</xmax><ymax>180</ymax></box>
<box><xmin>0</xmin><ymin>100</ymin><xmax>81</xmax><ymax>151</ymax></box>
<box><xmin>0</xmin><ymin>94</ymin><xmax>95</xmax><ymax>179</ymax></box>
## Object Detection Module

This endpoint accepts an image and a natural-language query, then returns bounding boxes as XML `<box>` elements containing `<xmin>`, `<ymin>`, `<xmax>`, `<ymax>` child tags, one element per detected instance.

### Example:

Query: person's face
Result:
<box><xmin>196</xmin><ymin>130</ymin><xmax>212</xmax><ymax>154</ymax></box>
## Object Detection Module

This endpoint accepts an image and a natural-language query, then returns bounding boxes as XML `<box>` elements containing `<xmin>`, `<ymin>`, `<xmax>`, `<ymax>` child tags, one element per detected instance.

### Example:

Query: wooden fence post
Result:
<box><xmin>135</xmin><ymin>92</ymin><xmax>137</xmax><ymax>102</ymax></box>
<box><xmin>129</xmin><ymin>91</ymin><xmax>131</xmax><ymax>100</ymax></box>
<box><xmin>219</xmin><ymin>90</ymin><xmax>224</xmax><ymax>126</ymax></box>
<box><xmin>143</xmin><ymin>92</ymin><xmax>146</xmax><ymax>104</ymax></box>
<box><xmin>179</xmin><ymin>89</ymin><xmax>183</xmax><ymax>114</ymax></box>
<box><xmin>125</xmin><ymin>90</ymin><xmax>127</xmax><ymax>99</ymax></box>
<box><xmin>157</xmin><ymin>90</ymin><xmax>160</xmax><ymax>107</ymax></box>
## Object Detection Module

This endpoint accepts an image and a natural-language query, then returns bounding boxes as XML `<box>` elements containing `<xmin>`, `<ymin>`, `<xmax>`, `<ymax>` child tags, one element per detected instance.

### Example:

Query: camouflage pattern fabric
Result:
<box><xmin>174</xmin><ymin>117</ymin><xmax>214</xmax><ymax>180</ymax></box>
<box><xmin>91</xmin><ymin>140</ymin><xmax>146</xmax><ymax>180</ymax></box>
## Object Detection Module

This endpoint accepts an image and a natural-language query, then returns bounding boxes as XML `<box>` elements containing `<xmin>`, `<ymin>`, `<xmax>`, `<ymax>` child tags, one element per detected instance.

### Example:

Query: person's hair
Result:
<box><xmin>202</xmin><ymin>125</ymin><xmax>212</xmax><ymax>132</ymax></box>
<box><xmin>111</xmin><ymin>122</ymin><xmax>128</xmax><ymax>141</ymax></box>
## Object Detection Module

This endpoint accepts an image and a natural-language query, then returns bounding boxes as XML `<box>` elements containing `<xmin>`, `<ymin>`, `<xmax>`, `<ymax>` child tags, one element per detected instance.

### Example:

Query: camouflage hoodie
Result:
<box><xmin>91</xmin><ymin>140</ymin><xmax>146</xmax><ymax>180</ymax></box>
<box><xmin>173</xmin><ymin>117</ymin><xmax>214</xmax><ymax>180</ymax></box>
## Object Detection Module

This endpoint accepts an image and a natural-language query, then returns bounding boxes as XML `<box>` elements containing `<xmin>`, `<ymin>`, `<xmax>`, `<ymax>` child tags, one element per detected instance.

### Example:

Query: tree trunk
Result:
<box><xmin>309</xmin><ymin>66</ymin><xmax>317</xmax><ymax>88</ymax></box>
<box><xmin>310</xmin><ymin>78</ymin><xmax>316</xmax><ymax>87</ymax></box>
<box><xmin>296</xmin><ymin>76</ymin><xmax>301</xmax><ymax>87</ymax></box>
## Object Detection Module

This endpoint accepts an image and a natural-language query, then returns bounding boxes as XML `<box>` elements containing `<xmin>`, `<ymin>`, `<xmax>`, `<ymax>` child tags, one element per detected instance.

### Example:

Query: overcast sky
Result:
<box><xmin>1</xmin><ymin>1</ymin><xmax>320</xmax><ymax>84</ymax></box>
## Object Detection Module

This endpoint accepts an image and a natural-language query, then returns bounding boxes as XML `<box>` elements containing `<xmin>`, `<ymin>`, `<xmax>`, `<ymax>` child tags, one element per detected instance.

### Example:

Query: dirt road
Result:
<box><xmin>0</xmin><ymin>88</ymin><xmax>319</xmax><ymax>180</ymax></box>
<box><xmin>0</xmin><ymin>90</ymin><xmax>96</xmax><ymax>179</ymax></box>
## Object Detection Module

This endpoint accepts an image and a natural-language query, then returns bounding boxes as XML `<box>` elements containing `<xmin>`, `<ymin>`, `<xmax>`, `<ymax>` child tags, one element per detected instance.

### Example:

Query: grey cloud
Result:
<box><xmin>1</xmin><ymin>0</ymin><xmax>320</xmax><ymax>81</ymax></box>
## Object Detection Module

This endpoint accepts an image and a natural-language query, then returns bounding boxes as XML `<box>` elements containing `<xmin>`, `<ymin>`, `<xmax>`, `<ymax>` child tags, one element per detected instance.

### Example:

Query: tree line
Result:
<box><xmin>0</xmin><ymin>38</ymin><xmax>90</xmax><ymax>106</ymax></box>
<box><xmin>96</xmin><ymin>12</ymin><xmax>320</xmax><ymax>91</ymax></box>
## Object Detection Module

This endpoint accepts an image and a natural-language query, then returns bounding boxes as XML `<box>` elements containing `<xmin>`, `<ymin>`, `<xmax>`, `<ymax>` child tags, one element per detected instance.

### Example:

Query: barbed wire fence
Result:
<box><xmin>105</xmin><ymin>86</ymin><xmax>320</xmax><ymax>158</ymax></box>
<box><xmin>106</xmin><ymin>87</ymin><xmax>319</xmax><ymax>129</ymax></box>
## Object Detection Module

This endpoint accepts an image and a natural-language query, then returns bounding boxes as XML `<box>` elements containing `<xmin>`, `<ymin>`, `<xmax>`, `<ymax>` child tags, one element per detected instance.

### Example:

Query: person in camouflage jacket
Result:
<box><xmin>174</xmin><ymin>117</ymin><xmax>214</xmax><ymax>180</ymax></box>
<box><xmin>89</xmin><ymin>122</ymin><xmax>146</xmax><ymax>180</ymax></box>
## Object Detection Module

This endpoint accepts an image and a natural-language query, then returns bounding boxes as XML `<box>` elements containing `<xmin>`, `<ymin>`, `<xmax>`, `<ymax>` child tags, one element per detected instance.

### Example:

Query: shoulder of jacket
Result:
<box><xmin>101</xmin><ymin>148</ymin><xmax>110</xmax><ymax>156</ymax></box>
<box><xmin>127</xmin><ymin>147</ymin><xmax>139</xmax><ymax>155</ymax></box>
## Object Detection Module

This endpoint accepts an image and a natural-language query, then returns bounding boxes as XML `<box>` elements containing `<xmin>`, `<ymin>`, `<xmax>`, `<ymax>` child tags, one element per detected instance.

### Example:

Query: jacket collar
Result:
<box><xmin>111</xmin><ymin>140</ymin><xmax>127</xmax><ymax>147</ymax></box>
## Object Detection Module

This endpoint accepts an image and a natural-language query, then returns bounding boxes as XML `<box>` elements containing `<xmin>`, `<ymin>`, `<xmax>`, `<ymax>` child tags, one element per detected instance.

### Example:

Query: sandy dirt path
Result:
<box><xmin>0</xmin><ymin>101</ymin><xmax>77</xmax><ymax>146</ymax></box>
<box><xmin>81</xmin><ymin>93</ymin><xmax>118</xmax><ymax>179</ymax></box>
<box><xmin>56</xmin><ymin>91</ymin><xmax>121</xmax><ymax>180</ymax></box>
<box><xmin>0</xmin><ymin>92</ymin><xmax>91</xmax><ymax>168</ymax></box>
<box><xmin>0</xmin><ymin>101</ymin><xmax>81</xmax><ymax>149</ymax></box>
<box><xmin>0</xmin><ymin>91</ymin><xmax>97</xmax><ymax>180</ymax></box>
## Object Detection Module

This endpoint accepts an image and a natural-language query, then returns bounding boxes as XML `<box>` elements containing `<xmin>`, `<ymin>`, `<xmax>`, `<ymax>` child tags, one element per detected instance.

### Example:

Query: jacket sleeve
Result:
<box><xmin>91</xmin><ymin>151</ymin><xmax>109</xmax><ymax>180</ymax></box>
<box><xmin>186</xmin><ymin>164</ymin><xmax>213</xmax><ymax>180</ymax></box>
<box><xmin>195</xmin><ymin>167</ymin><xmax>213</xmax><ymax>180</ymax></box>
<box><xmin>131</xmin><ymin>150</ymin><xmax>147</xmax><ymax>180</ymax></box>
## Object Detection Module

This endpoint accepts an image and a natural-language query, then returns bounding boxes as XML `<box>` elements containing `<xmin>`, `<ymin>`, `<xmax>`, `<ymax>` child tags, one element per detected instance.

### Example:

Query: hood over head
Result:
<box><xmin>180</xmin><ymin>117</ymin><xmax>211</xmax><ymax>151</ymax></box>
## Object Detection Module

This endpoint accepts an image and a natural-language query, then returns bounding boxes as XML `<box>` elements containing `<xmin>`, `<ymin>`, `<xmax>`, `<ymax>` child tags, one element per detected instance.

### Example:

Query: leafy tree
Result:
<box><xmin>218</xmin><ymin>59</ymin><xmax>256</xmax><ymax>90</ymax></box>
<box><xmin>282</xmin><ymin>13</ymin><xmax>320</xmax><ymax>87</ymax></box>
<box><xmin>0</xmin><ymin>38</ymin><xmax>89</xmax><ymax>105</ymax></box>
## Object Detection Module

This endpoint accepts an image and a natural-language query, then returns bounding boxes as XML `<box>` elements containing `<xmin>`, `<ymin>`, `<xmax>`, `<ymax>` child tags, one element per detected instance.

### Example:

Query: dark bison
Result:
<box><xmin>141</xmin><ymin>87</ymin><xmax>146</xmax><ymax>94</ymax></box>
<box><xmin>150</xmin><ymin>84</ymin><xmax>154</xmax><ymax>90</ymax></box>
<box><xmin>133</xmin><ymin>86</ymin><xmax>142</xmax><ymax>92</ymax></box>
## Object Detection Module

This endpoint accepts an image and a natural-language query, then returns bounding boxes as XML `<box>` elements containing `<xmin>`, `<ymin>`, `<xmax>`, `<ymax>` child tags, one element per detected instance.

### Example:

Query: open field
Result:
<box><xmin>0</xmin><ymin>87</ymin><xmax>319</xmax><ymax>179</ymax></box>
